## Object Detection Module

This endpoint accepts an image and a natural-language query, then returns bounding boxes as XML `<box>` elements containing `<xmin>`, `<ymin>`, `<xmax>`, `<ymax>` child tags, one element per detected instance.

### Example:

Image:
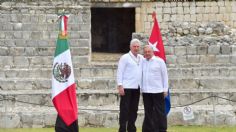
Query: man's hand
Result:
<box><xmin>164</xmin><ymin>92</ymin><xmax>168</xmax><ymax>98</ymax></box>
<box><xmin>117</xmin><ymin>85</ymin><xmax>125</xmax><ymax>96</ymax></box>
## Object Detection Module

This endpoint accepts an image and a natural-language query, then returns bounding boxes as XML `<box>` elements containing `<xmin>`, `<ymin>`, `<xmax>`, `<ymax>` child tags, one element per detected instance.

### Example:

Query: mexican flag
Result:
<box><xmin>149</xmin><ymin>12</ymin><xmax>171</xmax><ymax>115</ymax></box>
<box><xmin>51</xmin><ymin>15</ymin><xmax>78</xmax><ymax>129</ymax></box>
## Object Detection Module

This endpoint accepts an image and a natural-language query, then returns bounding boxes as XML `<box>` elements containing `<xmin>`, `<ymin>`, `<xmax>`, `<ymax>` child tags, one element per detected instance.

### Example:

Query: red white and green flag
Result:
<box><xmin>52</xmin><ymin>15</ymin><xmax>78</xmax><ymax>126</ymax></box>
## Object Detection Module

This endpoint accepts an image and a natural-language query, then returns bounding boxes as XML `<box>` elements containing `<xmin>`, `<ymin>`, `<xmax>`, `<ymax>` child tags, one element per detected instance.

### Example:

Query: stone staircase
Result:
<box><xmin>1</xmin><ymin>20</ymin><xmax>236</xmax><ymax>127</ymax></box>
<box><xmin>1</xmin><ymin>51</ymin><xmax>236</xmax><ymax>127</ymax></box>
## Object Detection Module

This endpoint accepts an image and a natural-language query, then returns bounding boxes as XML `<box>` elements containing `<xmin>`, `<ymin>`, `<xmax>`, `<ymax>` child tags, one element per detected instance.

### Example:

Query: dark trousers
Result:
<box><xmin>55</xmin><ymin>115</ymin><xmax>79</xmax><ymax>132</ymax></box>
<box><xmin>142</xmin><ymin>93</ymin><xmax>167</xmax><ymax>132</ymax></box>
<box><xmin>119</xmin><ymin>88</ymin><xmax>140</xmax><ymax>132</ymax></box>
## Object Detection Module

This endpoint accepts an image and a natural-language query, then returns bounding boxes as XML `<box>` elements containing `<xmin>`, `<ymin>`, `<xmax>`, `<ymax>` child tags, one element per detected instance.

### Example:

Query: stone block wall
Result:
<box><xmin>0</xmin><ymin>0</ymin><xmax>91</xmax><ymax>70</ymax></box>
<box><xmin>133</xmin><ymin>22</ymin><xmax>236</xmax><ymax>65</ymax></box>
<box><xmin>136</xmin><ymin>0</ymin><xmax>236</xmax><ymax>34</ymax></box>
<box><xmin>0</xmin><ymin>0</ymin><xmax>92</xmax><ymax>127</ymax></box>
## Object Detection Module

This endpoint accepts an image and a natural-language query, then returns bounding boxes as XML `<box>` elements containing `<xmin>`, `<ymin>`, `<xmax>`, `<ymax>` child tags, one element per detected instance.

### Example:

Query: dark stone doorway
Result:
<box><xmin>91</xmin><ymin>8</ymin><xmax>135</xmax><ymax>53</ymax></box>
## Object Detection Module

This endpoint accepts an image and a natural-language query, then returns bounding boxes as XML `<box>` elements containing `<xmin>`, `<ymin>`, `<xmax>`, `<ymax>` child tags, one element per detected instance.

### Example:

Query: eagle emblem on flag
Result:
<box><xmin>53</xmin><ymin>62</ymin><xmax>71</xmax><ymax>83</ymax></box>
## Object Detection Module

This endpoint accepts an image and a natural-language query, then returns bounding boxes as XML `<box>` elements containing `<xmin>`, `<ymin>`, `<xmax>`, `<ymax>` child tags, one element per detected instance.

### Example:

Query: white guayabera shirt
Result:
<box><xmin>117</xmin><ymin>51</ymin><xmax>143</xmax><ymax>89</ymax></box>
<box><xmin>141</xmin><ymin>56</ymin><xmax>169</xmax><ymax>93</ymax></box>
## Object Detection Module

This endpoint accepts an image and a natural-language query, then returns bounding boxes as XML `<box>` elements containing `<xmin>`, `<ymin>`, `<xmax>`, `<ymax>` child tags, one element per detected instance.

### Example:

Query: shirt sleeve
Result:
<box><xmin>116</xmin><ymin>55</ymin><xmax>127</xmax><ymax>86</ymax></box>
<box><xmin>160</xmin><ymin>60</ymin><xmax>169</xmax><ymax>92</ymax></box>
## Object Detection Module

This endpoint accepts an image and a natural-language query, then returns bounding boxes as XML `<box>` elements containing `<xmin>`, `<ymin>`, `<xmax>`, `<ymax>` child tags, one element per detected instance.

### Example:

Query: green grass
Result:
<box><xmin>169</xmin><ymin>126</ymin><xmax>236</xmax><ymax>132</ymax></box>
<box><xmin>0</xmin><ymin>126</ymin><xmax>236</xmax><ymax>132</ymax></box>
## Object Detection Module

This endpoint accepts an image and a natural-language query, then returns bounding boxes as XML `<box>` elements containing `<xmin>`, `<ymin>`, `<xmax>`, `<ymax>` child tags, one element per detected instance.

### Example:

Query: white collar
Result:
<box><xmin>129</xmin><ymin>51</ymin><xmax>140</xmax><ymax>65</ymax></box>
<box><xmin>129</xmin><ymin>51</ymin><xmax>138</xmax><ymax>58</ymax></box>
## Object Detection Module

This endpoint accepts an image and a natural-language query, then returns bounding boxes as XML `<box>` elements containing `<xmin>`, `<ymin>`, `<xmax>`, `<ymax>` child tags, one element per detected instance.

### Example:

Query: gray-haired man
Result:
<box><xmin>117</xmin><ymin>39</ymin><xmax>143</xmax><ymax>132</ymax></box>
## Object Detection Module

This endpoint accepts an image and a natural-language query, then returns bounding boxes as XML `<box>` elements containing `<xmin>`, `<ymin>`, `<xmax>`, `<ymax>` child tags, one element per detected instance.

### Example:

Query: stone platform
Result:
<box><xmin>0</xmin><ymin>60</ymin><xmax>236</xmax><ymax>127</ymax></box>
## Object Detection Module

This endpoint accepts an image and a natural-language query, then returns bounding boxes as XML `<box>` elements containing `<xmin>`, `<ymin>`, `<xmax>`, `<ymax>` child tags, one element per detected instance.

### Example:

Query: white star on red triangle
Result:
<box><xmin>148</xmin><ymin>41</ymin><xmax>159</xmax><ymax>52</ymax></box>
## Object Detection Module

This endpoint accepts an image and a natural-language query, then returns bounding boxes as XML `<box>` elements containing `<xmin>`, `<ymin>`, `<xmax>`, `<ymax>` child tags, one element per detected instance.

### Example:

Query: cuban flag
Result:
<box><xmin>149</xmin><ymin>12</ymin><xmax>171</xmax><ymax>115</ymax></box>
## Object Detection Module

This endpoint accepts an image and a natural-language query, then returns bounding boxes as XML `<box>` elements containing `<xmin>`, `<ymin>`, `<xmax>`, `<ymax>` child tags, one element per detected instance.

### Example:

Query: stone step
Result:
<box><xmin>3</xmin><ymin>103</ymin><xmax>235</xmax><ymax>113</ymax></box>
<box><xmin>80</xmin><ymin>65</ymin><xmax>236</xmax><ymax>78</ymax></box>
<box><xmin>1</xmin><ymin>44</ymin><xmax>235</xmax><ymax>58</ymax></box>
<box><xmin>77</xmin><ymin>77</ymin><xmax>236</xmax><ymax>90</ymax></box>
<box><xmin>0</xmin><ymin>47</ymin><xmax>89</xmax><ymax>57</ymax></box>
<box><xmin>90</xmin><ymin>61</ymin><xmax>236</xmax><ymax>68</ymax></box>
<box><xmin>92</xmin><ymin>54</ymin><xmax>236</xmax><ymax>66</ymax></box>
<box><xmin>91</xmin><ymin>52</ymin><xmax>123</xmax><ymax>62</ymax></box>
<box><xmin>91</xmin><ymin>52</ymin><xmax>236</xmax><ymax>64</ymax></box>
<box><xmin>0</xmin><ymin>54</ymin><xmax>235</xmax><ymax>68</ymax></box>
<box><xmin>0</xmin><ymin>77</ymin><xmax>236</xmax><ymax>90</ymax></box>
<box><xmin>169</xmin><ymin>66</ymin><xmax>236</xmax><ymax>78</ymax></box>
<box><xmin>80</xmin><ymin>66</ymin><xmax>236</xmax><ymax>78</ymax></box>
<box><xmin>0</xmin><ymin>38</ymin><xmax>88</xmax><ymax>47</ymax></box>
<box><xmin>0</xmin><ymin>67</ymin><xmax>117</xmax><ymax>79</ymax></box>
<box><xmin>0</xmin><ymin>56</ymin><xmax>89</xmax><ymax>68</ymax></box>
<box><xmin>1</xmin><ymin>65</ymin><xmax>236</xmax><ymax>79</ymax></box>
<box><xmin>0</xmin><ymin>89</ymin><xmax>236</xmax><ymax>108</ymax></box>
<box><xmin>1</xmin><ymin>104</ymin><xmax>236</xmax><ymax>128</ymax></box>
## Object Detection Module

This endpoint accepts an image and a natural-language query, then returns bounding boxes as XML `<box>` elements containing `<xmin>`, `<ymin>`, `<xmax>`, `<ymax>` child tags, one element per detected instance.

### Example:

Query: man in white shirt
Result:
<box><xmin>141</xmin><ymin>45</ymin><xmax>168</xmax><ymax>132</ymax></box>
<box><xmin>117</xmin><ymin>39</ymin><xmax>143</xmax><ymax>132</ymax></box>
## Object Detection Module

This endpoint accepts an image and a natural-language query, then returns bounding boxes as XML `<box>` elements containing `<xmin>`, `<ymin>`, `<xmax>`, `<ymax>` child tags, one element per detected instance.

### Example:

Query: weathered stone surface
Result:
<box><xmin>186</xmin><ymin>46</ymin><xmax>197</xmax><ymax>55</ymax></box>
<box><xmin>175</xmin><ymin>46</ymin><xmax>186</xmax><ymax>56</ymax></box>
<box><xmin>20</xmin><ymin>113</ymin><xmax>34</xmax><ymax>127</ymax></box>
<box><xmin>91</xmin><ymin>79</ymin><xmax>109</xmax><ymax>89</ymax></box>
<box><xmin>34</xmin><ymin>80</ymin><xmax>51</xmax><ymax>90</ymax></box>
<box><xmin>177</xmin><ymin>56</ymin><xmax>187</xmax><ymax>64</ymax></box>
<box><xmin>206</xmin><ymin>27</ymin><xmax>213</xmax><ymax>34</ymax></box>
<box><xmin>0</xmin><ymin>80</ymin><xmax>15</xmax><ymax>90</ymax></box>
<box><xmin>170</xmin><ymin>78</ymin><xmax>199</xmax><ymax>89</ymax></box>
<box><xmin>103</xmin><ymin>113</ymin><xmax>119</xmax><ymax>127</ymax></box>
<box><xmin>216</xmin><ymin>55</ymin><xmax>230</xmax><ymax>63</ymax></box>
<box><xmin>0</xmin><ymin>32</ymin><xmax>6</xmax><ymax>39</ymax></box>
<box><xmin>208</xmin><ymin>45</ymin><xmax>220</xmax><ymax>55</ymax></box>
<box><xmin>13</xmin><ymin>56</ymin><xmax>30</xmax><ymax>66</ymax></box>
<box><xmin>1</xmin><ymin>106</ymin><xmax>236</xmax><ymax>128</ymax></box>
<box><xmin>102</xmin><ymin>68</ymin><xmax>114</xmax><ymax>77</ymax></box>
<box><xmin>87</xmin><ymin>113</ymin><xmax>105</xmax><ymax>126</ymax></box>
<box><xmin>186</xmin><ymin>55</ymin><xmax>200</xmax><ymax>63</ymax></box>
<box><xmin>166</xmin><ymin>55</ymin><xmax>177</xmax><ymax>64</ymax></box>
<box><xmin>73</xmin><ymin>56</ymin><xmax>89</xmax><ymax>65</ymax></box>
<box><xmin>0</xmin><ymin>113</ymin><xmax>20</xmax><ymax>128</ymax></box>
<box><xmin>221</xmin><ymin>45</ymin><xmax>231</xmax><ymax>54</ymax></box>
<box><xmin>80</xmin><ymin>68</ymin><xmax>91</xmax><ymax>77</ymax></box>
<box><xmin>199</xmin><ymin>78</ymin><xmax>236</xmax><ymax>89</ymax></box>
<box><xmin>71</xmin><ymin>47</ymin><xmax>89</xmax><ymax>56</ymax></box>
<box><xmin>197</xmin><ymin>45</ymin><xmax>208</xmax><ymax>55</ymax></box>
<box><xmin>0</xmin><ymin>47</ymin><xmax>9</xmax><ymax>56</ymax></box>
<box><xmin>231</xmin><ymin>56</ymin><xmax>236</xmax><ymax>64</ymax></box>
<box><xmin>164</xmin><ymin>46</ymin><xmax>174</xmax><ymax>55</ymax></box>
<box><xmin>9</xmin><ymin>47</ymin><xmax>25</xmax><ymax>56</ymax></box>
<box><xmin>0</xmin><ymin>56</ymin><xmax>14</xmax><ymax>67</ymax></box>
<box><xmin>43</xmin><ymin>113</ymin><xmax>57</xmax><ymax>127</ymax></box>
<box><xmin>199</xmin><ymin>55</ymin><xmax>216</xmax><ymax>64</ymax></box>
<box><xmin>232</xmin><ymin>46</ymin><xmax>236</xmax><ymax>55</ymax></box>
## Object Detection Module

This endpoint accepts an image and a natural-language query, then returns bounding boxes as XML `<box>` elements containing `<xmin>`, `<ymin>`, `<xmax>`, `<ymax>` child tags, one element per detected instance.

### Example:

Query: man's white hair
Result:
<box><xmin>130</xmin><ymin>38</ymin><xmax>141</xmax><ymax>46</ymax></box>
